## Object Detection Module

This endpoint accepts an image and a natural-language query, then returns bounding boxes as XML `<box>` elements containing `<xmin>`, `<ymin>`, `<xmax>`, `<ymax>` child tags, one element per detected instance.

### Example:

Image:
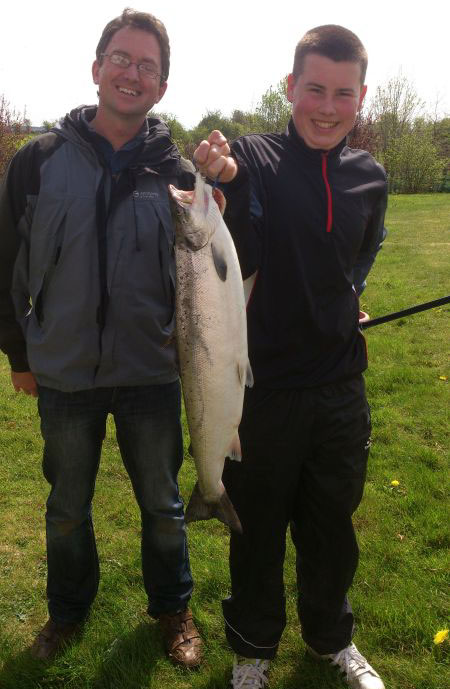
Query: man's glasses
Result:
<box><xmin>101</xmin><ymin>52</ymin><xmax>162</xmax><ymax>80</ymax></box>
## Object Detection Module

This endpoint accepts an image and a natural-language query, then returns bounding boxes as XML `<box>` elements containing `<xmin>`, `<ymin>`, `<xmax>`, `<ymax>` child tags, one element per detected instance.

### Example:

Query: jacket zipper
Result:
<box><xmin>321</xmin><ymin>152</ymin><xmax>333</xmax><ymax>233</ymax></box>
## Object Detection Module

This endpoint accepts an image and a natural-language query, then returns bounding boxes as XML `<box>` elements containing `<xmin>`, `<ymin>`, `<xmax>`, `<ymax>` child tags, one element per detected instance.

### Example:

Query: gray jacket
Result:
<box><xmin>0</xmin><ymin>106</ymin><xmax>195</xmax><ymax>391</ymax></box>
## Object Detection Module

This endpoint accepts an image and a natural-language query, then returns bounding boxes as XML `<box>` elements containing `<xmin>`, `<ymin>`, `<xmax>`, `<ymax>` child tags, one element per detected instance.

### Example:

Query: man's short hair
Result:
<box><xmin>293</xmin><ymin>25</ymin><xmax>367</xmax><ymax>84</ymax></box>
<box><xmin>96</xmin><ymin>7</ymin><xmax>170</xmax><ymax>82</ymax></box>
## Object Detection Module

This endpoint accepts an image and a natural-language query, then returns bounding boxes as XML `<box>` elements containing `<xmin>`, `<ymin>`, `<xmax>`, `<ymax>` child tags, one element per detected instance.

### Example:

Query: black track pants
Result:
<box><xmin>222</xmin><ymin>375</ymin><xmax>371</xmax><ymax>659</ymax></box>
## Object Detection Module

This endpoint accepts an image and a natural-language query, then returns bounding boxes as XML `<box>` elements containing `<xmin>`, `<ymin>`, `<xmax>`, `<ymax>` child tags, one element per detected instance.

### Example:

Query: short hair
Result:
<box><xmin>292</xmin><ymin>25</ymin><xmax>367</xmax><ymax>84</ymax></box>
<box><xmin>96</xmin><ymin>7</ymin><xmax>170</xmax><ymax>82</ymax></box>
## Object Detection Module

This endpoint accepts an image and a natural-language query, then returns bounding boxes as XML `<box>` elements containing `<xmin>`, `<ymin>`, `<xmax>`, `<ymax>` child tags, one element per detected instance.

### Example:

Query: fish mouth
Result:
<box><xmin>170</xmin><ymin>173</ymin><xmax>222</xmax><ymax>251</ymax></box>
<box><xmin>169</xmin><ymin>181</ymin><xmax>225</xmax><ymax>215</ymax></box>
<box><xmin>169</xmin><ymin>185</ymin><xmax>194</xmax><ymax>207</ymax></box>
<box><xmin>169</xmin><ymin>185</ymin><xmax>206</xmax><ymax>250</ymax></box>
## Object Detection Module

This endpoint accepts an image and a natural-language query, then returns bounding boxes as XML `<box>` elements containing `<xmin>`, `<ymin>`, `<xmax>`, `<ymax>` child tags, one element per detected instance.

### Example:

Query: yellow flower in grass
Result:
<box><xmin>434</xmin><ymin>629</ymin><xmax>449</xmax><ymax>644</ymax></box>
<box><xmin>439</xmin><ymin>375</ymin><xmax>447</xmax><ymax>381</ymax></box>
<box><xmin>391</xmin><ymin>480</ymin><xmax>400</xmax><ymax>487</ymax></box>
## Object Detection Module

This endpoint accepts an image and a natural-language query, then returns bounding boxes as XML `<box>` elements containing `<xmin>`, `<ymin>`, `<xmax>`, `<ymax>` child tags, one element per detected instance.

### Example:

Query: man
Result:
<box><xmin>195</xmin><ymin>25</ymin><xmax>387</xmax><ymax>689</ymax></box>
<box><xmin>0</xmin><ymin>8</ymin><xmax>202</xmax><ymax>668</ymax></box>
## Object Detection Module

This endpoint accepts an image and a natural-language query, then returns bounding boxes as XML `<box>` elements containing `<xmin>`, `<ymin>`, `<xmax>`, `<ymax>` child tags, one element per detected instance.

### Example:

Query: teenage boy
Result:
<box><xmin>0</xmin><ymin>8</ymin><xmax>202</xmax><ymax>668</ymax></box>
<box><xmin>195</xmin><ymin>24</ymin><xmax>386</xmax><ymax>689</ymax></box>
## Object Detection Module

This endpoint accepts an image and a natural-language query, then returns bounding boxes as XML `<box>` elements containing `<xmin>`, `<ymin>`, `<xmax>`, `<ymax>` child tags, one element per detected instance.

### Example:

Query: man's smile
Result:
<box><xmin>312</xmin><ymin>120</ymin><xmax>338</xmax><ymax>129</ymax></box>
<box><xmin>117</xmin><ymin>86</ymin><xmax>140</xmax><ymax>97</ymax></box>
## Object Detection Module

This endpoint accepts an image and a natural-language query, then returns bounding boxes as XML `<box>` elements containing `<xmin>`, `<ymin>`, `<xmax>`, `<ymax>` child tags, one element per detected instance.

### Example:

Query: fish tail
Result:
<box><xmin>226</xmin><ymin>433</ymin><xmax>242</xmax><ymax>462</ymax></box>
<box><xmin>185</xmin><ymin>482</ymin><xmax>243</xmax><ymax>534</ymax></box>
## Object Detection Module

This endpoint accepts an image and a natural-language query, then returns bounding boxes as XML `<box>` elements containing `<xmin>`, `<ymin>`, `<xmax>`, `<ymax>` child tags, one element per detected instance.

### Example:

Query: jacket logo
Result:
<box><xmin>132</xmin><ymin>191</ymin><xmax>159</xmax><ymax>200</ymax></box>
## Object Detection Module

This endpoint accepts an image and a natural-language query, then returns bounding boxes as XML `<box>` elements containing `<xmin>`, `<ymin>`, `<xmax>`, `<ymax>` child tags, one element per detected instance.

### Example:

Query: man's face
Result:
<box><xmin>92</xmin><ymin>26</ymin><xmax>167</xmax><ymax>120</ymax></box>
<box><xmin>287</xmin><ymin>53</ymin><xmax>367</xmax><ymax>150</ymax></box>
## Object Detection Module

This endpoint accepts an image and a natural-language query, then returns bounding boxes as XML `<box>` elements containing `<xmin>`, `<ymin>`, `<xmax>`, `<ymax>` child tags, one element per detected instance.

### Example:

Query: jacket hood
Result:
<box><xmin>52</xmin><ymin>105</ymin><xmax>182</xmax><ymax>175</ymax></box>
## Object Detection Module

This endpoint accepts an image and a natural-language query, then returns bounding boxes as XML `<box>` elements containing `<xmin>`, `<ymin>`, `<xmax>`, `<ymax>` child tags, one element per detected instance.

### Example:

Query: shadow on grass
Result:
<box><xmin>0</xmin><ymin>628</ymin><xmax>359</xmax><ymax>689</ymax></box>
<box><xmin>90</xmin><ymin>622</ymin><xmax>163</xmax><ymax>689</ymax></box>
<box><xmin>0</xmin><ymin>622</ymin><xmax>165</xmax><ymax>689</ymax></box>
<box><xmin>0</xmin><ymin>647</ymin><xmax>50</xmax><ymax>689</ymax></box>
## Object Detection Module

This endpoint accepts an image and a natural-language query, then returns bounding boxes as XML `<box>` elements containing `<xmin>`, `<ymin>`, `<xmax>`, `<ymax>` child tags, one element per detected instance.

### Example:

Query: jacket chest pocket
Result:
<box><xmin>29</xmin><ymin>193</ymin><xmax>71</xmax><ymax>325</ymax></box>
<box><xmin>33</xmin><ymin>212</ymin><xmax>67</xmax><ymax>326</ymax></box>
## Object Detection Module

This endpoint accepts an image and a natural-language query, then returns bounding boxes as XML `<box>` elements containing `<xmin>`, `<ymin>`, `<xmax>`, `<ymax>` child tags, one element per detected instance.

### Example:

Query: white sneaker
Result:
<box><xmin>308</xmin><ymin>642</ymin><xmax>385</xmax><ymax>689</ymax></box>
<box><xmin>231</xmin><ymin>655</ymin><xmax>270</xmax><ymax>688</ymax></box>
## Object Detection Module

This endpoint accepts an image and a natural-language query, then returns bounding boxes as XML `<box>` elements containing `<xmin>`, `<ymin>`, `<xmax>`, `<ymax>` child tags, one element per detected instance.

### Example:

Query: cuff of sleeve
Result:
<box><xmin>223</xmin><ymin>157</ymin><xmax>249</xmax><ymax>192</ymax></box>
<box><xmin>8</xmin><ymin>349</ymin><xmax>30</xmax><ymax>372</ymax></box>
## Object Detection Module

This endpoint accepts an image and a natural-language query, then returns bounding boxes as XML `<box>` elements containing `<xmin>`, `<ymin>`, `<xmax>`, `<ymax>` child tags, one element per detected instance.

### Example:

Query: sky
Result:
<box><xmin>1</xmin><ymin>0</ymin><xmax>448</xmax><ymax>128</ymax></box>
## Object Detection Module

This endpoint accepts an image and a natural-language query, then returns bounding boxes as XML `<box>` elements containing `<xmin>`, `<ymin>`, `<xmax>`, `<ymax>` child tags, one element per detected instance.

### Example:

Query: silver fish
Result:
<box><xmin>169</xmin><ymin>173</ymin><xmax>253</xmax><ymax>533</ymax></box>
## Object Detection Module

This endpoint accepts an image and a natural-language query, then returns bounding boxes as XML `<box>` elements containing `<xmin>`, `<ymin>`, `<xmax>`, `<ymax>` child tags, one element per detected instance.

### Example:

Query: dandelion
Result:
<box><xmin>433</xmin><ymin>629</ymin><xmax>449</xmax><ymax>645</ymax></box>
<box><xmin>391</xmin><ymin>480</ymin><xmax>400</xmax><ymax>487</ymax></box>
<box><xmin>439</xmin><ymin>375</ymin><xmax>447</xmax><ymax>381</ymax></box>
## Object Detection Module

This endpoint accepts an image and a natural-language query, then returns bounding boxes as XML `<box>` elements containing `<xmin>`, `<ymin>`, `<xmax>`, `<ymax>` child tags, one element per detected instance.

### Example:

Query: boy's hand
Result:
<box><xmin>194</xmin><ymin>130</ymin><xmax>238</xmax><ymax>183</ymax></box>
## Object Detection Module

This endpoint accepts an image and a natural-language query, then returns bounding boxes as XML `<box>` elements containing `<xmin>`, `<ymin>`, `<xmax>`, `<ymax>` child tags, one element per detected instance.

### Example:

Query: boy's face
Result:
<box><xmin>287</xmin><ymin>53</ymin><xmax>367</xmax><ymax>150</ymax></box>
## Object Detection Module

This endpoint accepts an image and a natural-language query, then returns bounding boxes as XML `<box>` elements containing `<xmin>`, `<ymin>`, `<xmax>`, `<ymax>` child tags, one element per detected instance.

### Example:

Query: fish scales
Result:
<box><xmin>177</xmin><ymin>242</ymin><xmax>244</xmax><ymax>470</ymax></box>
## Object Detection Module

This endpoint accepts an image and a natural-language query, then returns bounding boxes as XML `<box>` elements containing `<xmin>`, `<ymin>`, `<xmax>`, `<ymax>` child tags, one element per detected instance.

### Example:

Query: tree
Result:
<box><xmin>347</xmin><ymin>109</ymin><xmax>380</xmax><ymax>155</ymax></box>
<box><xmin>431</xmin><ymin>117</ymin><xmax>450</xmax><ymax>191</ymax></box>
<box><xmin>254</xmin><ymin>76</ymin><xmax>291</xmax><ymax>133</ymax></box>
<box><xmin>381</xmin><ymin>127</ymin><xmax>443</xmax><ymax>193</ymax></box>
<box><xmin>149</xmin><ymin>110</ymin><xmax>192</xmax><ymax>158</ymax></box>
<box><xmin>371</xmin><ymin>74</ymin><xmax>425</xmax><ymax>154</ymax></box>
<box><xmin>190</xmin><ymin>110</ymin><xmax>246</xmax><ymax>150</ymax></box>
<box><xmin>42</xmin><ymin>120</ymin><xmax>57</xmax><ymax>131</ymax></box>
<box><xmin>0</xmin><ymin>95</ymin><xmax>30</xmax><ymax>179</ymax></box>
<box><xmin>231</xmin><ymin>110</ymin><xmax>247</xmax><ymax>125</ymax></box>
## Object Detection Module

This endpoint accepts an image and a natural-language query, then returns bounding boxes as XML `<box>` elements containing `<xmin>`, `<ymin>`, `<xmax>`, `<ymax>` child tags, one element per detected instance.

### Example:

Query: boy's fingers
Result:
<box><xmin>193</xmin><ymin>139</ymin><xmax>210</xmax><ymax>166</ymax></box>
<box><xmin>207</xmin><ymin>130</ymin><xmax>227</xmax><ymax>146</ymax></box>
<box><xmin>193</xmin><ymin>131</ymin><xmax>237</xmax><ymax>182</ymax></box>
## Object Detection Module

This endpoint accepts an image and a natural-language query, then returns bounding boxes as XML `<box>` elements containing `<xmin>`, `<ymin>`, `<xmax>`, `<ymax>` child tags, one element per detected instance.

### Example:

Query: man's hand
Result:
<box><xmin>193</xmin><ymin>130</ymin><xmax>238</xmax><ymax>183</ymax></box>
<box><xmin>11</xmin><ymin>371</ymin><xmax>38</xmax><ymax>397</ymax></box>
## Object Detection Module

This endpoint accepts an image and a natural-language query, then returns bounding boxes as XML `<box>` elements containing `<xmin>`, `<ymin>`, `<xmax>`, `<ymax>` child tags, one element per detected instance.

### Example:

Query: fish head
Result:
<box><xmin>169</xmin><ymin>172</ymin><xmax>224</xmax><ymax>251</ymax></box>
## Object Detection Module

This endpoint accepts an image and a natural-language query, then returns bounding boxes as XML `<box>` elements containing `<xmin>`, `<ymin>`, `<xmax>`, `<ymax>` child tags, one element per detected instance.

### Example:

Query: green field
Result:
<box><xmin>0</xmin><ymin>194</ymin><xmax>448</xmax><ymax>688</ymax></box>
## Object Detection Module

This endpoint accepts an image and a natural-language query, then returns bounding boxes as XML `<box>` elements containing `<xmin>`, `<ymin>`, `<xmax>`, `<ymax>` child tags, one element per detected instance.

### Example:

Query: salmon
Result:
<box><xmin>169</xmin><ymin>173</ymin><xmax>253</xmax><ymax>533</ymax></box>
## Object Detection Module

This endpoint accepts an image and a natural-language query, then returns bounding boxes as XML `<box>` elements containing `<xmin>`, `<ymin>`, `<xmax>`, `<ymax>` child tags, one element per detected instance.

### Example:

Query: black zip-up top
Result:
<box><xmin>223</xmin><ymin>119</ymin><xmax>387</xmax><ymax>389</ymax></box>
<box><xmin>0</xmin><ymin>106</ymin><xmax>195</xmax><ymax>390</ymax></box>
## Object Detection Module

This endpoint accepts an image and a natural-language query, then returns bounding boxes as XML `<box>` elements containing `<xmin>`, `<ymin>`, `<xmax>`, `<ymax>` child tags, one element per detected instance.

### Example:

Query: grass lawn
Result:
<box><xmin>0</xmin><ymin>193</ymin><xmax>448</xmax><ymax>688</ymax></box>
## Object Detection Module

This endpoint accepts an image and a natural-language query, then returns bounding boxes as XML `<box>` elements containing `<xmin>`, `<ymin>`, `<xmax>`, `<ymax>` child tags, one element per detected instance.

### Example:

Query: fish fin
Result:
<box><xmin>211</xmin><ymin>242</ymin><xmax>228</xmax><ymax>282</ymax></box>
<box><xmin>225</xmin><ymin>433</ymin><xmax>242</xmax><ymax>462</ymax></box>
<box><xmin>212</xmin><ymin>186</ymin><xmax>226</xmax><ymax>215</ymax></box>
<box><xmin>185</xmin><ymin>482</ymin><xmax>243</xmax><ymax>534</ymax></box>
<box><xmin>246</xmin><ymin>362</ymin><xmax>254</xmax><ymax>387</ymax></box>
<box><xmin>238</xmin><ymin>360</ymin><xmax>254</xmax><ymax>388</ymax></box>
<box><xmin>243</xmin><ymin>271</ymin><xmax>257</xmax><ymax>306</ymax></box>
<box><xmin>185</xmin><ymin>483</ymin><xmax>212</xmax><ymax>522</ymax></box>
<box><xmin>214</xmin><ymin>490</ymin><xmax>243</xmax><ymax>534</ymax></box>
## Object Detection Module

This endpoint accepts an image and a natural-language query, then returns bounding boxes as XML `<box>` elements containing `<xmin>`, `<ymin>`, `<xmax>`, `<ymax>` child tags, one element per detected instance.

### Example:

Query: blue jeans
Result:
<box><xmin>37</xmin><ymin>381</ymin><xmax>193</xmax><ymax>624</ymax></box>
